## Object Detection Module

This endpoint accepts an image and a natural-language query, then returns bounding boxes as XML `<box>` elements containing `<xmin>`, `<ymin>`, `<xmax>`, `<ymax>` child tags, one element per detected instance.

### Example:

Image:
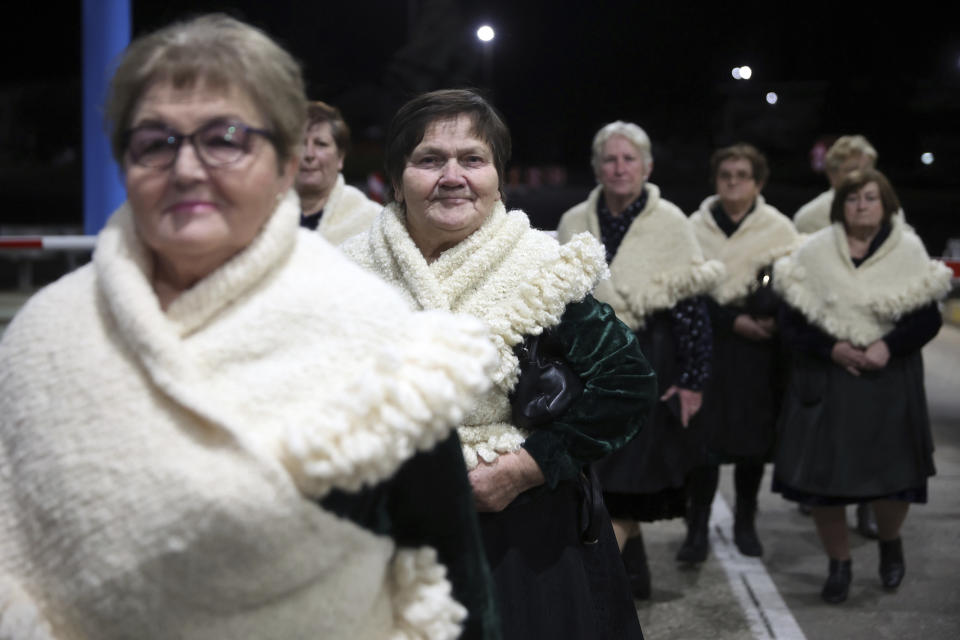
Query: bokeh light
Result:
<box><xmin>477</xmin><ymin>25</ymin><xmax>495</xmax><ymax>42</ymax></box>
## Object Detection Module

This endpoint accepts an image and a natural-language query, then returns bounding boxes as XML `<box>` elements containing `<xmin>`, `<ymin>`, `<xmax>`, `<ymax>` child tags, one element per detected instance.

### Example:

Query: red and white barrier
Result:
<box><xmin>0</xmin><ymin>236</ymin><xmax>96</xmax><ymax>251</ymax></box>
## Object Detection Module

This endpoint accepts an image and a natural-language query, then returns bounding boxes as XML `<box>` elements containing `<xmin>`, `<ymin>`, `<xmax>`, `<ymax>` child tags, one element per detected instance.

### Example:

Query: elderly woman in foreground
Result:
<box><xmin>0</xmin><ymin>16</ymin><xmax>501</xmax><ymax>640</ymax></box>
<box><xmin>773</xmin><ymin>168</ymin><xmax>950</xmax><ymax>604</ymax></box>
<box><xmin>343</xmin><ymin>89</ymin><xmax>656</xmax><ymax>640</ymax></box>
<box><xmin>557</xmin><ymin>121</ymin><xmax>721</xmax><ymax>599</ymax></box>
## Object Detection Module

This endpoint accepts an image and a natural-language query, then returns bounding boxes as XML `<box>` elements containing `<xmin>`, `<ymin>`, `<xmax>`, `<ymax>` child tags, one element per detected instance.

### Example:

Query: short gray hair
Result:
<box><xmin>825</xmin><ymin>135</ymin><xmax>878</xmax><ymax>172</ymax></box>
<box><xmin>106</xmin><ymin>13</ymin><xmax>307</xmax><ymax>169</ymax></box>
<box><xmin>590</xmin><ymin>121</ymin><xmax>652</xmax><ymax>172</ymax></box>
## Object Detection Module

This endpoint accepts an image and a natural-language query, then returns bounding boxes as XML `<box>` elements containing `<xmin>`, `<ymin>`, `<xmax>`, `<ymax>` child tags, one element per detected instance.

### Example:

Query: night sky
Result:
<box><xmin>2</xmin><ymin>1</ymin><xmax>957</xmax><ymax>251</ymax></box>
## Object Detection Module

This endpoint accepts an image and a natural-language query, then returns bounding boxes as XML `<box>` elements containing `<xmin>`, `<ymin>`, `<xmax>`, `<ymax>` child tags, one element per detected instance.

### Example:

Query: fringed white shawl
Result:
<box><xmin>690</xmin><ymin>194</ymin><xmax>801</xmax><ymax>305</ymax></box>
<box><xmin>773</xmin><ymin>218</ymin><xmax>952</xmax><ymax>346</ymax></box>
<box><xmin>793</xmin><ymin>189</ymin><xmax>834</xmax><ymax>234</ymax></box>
<box><xmin>315</xmin><ymin>173</ymin><xmax>383</xmax><ymax>245</ymax></box>
<box><xmin>343</xmin><ymin>202</ymin><xmax>607</xmax><ymax>469</ymax></box>
<box><xmin>557</xmin><ymin>184</ymin><xmax>725</xmax><ymax>330</ymax></box>
<box><xmin>0</xmin><ymin>192</ymin><xmax>497</xmax><ymax>640</ymax></box>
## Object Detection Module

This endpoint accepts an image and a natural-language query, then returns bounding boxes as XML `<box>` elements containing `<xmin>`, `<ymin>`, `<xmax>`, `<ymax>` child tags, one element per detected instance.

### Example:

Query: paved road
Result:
<box><xmin>636</xmin><ymin>325</ymin><xmax>960</xmax><ymax>639</ymax></box>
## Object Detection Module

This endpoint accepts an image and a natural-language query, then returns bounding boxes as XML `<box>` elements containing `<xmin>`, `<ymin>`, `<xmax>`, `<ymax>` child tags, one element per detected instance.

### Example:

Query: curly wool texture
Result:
<box><xmin>314</xmin><ymin>173</ymin><xmax>383</xmax><ymax>245</ymax></box>
<box><xmin>557</xmin><ymin>184</ymin><xmax>725</xmax><ymax>329</ymax></box>
<box><xmin>0</xmin><ymin>192</ymin><xmax>491</xmax><ymax>639</ymax></box>
<box><xmin>0</xmin><ymin>579</ymin><xmax>55</xmax><ymax>640</ymax></box>
<box><xmin>773</xmin><ymin>219</ymin><xmax>953</xmax><ymax>346</ymax></box>
<box><xmin>388</xmin><ymin>548</ymin><xmax>468</xmax><ymax>640</ymax></box>
<box><xmin>690</xmin><ymin>194</ymin><xmax>801</xmax><ymax>305</ymax></box>
<box><xmin>343</xmin><ymin>203</ymin><xmax>607</xmax><ymax>468</ymax></box>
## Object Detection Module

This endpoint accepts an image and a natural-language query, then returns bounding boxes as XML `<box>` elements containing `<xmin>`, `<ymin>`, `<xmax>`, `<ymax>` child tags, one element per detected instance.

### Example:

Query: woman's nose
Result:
<box><xmin>172</xmin><ymin>141</ymin><xmax>207</xmax><ymax>183</ymax></box>
<box><xmin>439</xmin><ymin>160</ymin><xmax>464</xmax><ymax>184</ymax></box>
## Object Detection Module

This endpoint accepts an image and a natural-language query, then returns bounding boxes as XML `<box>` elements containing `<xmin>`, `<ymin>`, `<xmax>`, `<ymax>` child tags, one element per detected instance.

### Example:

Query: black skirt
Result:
<box><xmin>478</xmin><ymin>477</ymin><xmax>643</xmax><ymax>640</ymax></box>
<box><xmin>594</xmin><ymin>312</ymin><xmax>698</xmax><ymax>521</ymax></box>
<box><xmin>773</xmin><ymin>350</ymin><xmax>935</xmax><ymax>498</ymax></box>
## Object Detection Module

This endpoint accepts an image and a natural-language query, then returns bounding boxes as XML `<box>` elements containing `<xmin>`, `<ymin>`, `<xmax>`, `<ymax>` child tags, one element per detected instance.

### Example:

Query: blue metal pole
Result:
<box><xmin>82</xmin><ymin>0</ymin><xmax>130</xmax><ymax>235</ymax></box>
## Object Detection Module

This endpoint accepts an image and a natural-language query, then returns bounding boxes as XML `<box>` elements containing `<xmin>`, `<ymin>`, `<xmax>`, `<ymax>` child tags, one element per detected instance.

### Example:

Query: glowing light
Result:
<box><xmin>921</xmin><ymin>152</ymin><xmax>935</xmax><ymax>165</ymax></box>
<box><xmin>739</xmin><ymin>65</ymin><xmax>753</xmax><ymax>79</ymax></box>
<box><xmin>477</xmin><ymin>25</ymin><xmax>495</xmax><ymax>42</ymax></box>
<box><xmin>766</xmin><ymin>92</ymin><xmax>778</xmax><ymax>105</ymax></box>
<box><xmin>731</xmin><ymin>67</ymin><xmax>741</xmax><ymax>80</ymax></box>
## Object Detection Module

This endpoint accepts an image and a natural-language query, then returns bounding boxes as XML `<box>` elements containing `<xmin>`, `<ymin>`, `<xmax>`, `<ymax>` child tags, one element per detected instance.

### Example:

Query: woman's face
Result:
<box><xmin>124</xmin><ymin>80</ymin><xmax>296</xmax><ymax>271</ymax></box>
<box><xmin>295</xmin><ymin>121</ymin><xmax>343</xmax><ymax>198</ymax></box>
<box><xmin>596</xmin><ymin>135</ymin><xmax>650</xmax><ymax>203</ymax></box>
<box><xmin>399</xmin><ymin>114</ymin><xmax>501</xmax><ymax>250</ymax></box>
<box><xmin>715</xmin><ymin>157</ymin><xmax>761</xmax><ymax>210</ymax></box>
<box><xmin>843</xmin><ymin>181</ymin><xmax>885</xmax><ymax>233</ymax></box>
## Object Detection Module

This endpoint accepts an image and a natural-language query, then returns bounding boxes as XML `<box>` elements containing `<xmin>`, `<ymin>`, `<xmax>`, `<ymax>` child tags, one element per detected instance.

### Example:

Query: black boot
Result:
<box><xmin>879</xmin><ymin>538</ymin><xmax>905</xmax><ymax>590</ymax></box>
<box><xmin>734</xmin><ymin>500</ymin><xmax>764</xmax><ymax>557</ymax></box>
<box><xmin>676</xmin><ymin>504</ymin><xmax>710</xmax><ymax>564</ymax></box>
<box><xmin>856</xmin><ymin>502</ymin><xmax>879</xmax><ymax>539</ymax></box>
<box><xmin>821</xmin><ymin>558</ymin><xmax>852</xmax><ymax>604</ymax></box>
<box><xmin>622</xmin><ymin>534</ymin><xmax>651</xmax><ymax>600</ymax></box>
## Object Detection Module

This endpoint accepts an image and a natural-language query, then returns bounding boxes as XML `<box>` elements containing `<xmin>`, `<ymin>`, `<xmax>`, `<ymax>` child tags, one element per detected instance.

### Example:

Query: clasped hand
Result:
<box><xmin>733</xmin><ymin>314</ymin><xmax>776</xmax><ymax>341</ymax></box>
<box><xmin>831</xmin><ymin>339</ymin><xmax>890</xmax><ymax>376</ymax></box>
<box><xmin>469</xmin><ymin>449</ymin><xmax>545</xmax><ymax>512</ymax></box>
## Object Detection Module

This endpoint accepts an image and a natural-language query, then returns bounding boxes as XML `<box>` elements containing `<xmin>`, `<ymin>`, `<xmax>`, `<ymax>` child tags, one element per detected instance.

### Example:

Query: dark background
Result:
<box><xmin>2</xmin><ymin>0</ymin><xmax>958</xmax><ymax>254</ymax></box>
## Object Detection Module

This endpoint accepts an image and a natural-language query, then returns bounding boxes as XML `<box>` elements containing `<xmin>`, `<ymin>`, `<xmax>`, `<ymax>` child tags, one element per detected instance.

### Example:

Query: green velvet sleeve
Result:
<box><xmin>521</xmin><ymin>294</ymin><xmax>657</xmax><ymax>488</ymax></box>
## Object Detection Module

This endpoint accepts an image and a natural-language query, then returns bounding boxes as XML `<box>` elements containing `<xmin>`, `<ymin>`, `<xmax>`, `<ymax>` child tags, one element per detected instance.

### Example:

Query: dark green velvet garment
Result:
<box><xmin>522</xmin><ymin>295</ymin><xmax>658</xmax><ymax>489</ymax></box>
<box><xmin>320</xmin><ymin>431</ymin><xmax>500</xmax><ymax>640</ymax></box>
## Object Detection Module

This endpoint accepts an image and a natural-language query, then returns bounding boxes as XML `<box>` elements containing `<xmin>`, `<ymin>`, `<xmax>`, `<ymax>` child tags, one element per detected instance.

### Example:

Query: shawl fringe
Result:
<box><xmin>389</xmin><ymin>548</ymin><xmax>467</xmax><ymax>640</ymax></box>
<box><xmin>0</xmin><ymin>579</ymin><xmax>55</xmax><ymax>640</ymax></box>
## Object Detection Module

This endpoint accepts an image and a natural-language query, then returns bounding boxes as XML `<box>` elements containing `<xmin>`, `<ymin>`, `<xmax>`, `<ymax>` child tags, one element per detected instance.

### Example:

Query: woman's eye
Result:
<box><xmin>416</xmin><ymin>156</ymin><xmax>441</xmax><ymax>166</ymax></box>
<box><xmin>463</xmin><ymin>155</ymin><xmax>486</xmax><ymax>166</ymax></box>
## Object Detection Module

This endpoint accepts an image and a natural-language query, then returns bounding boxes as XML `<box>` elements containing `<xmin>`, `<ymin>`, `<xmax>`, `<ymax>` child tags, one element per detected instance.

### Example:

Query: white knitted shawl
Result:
<box><xmin>557</xmin><ymin>184</ymin><xmax>725</xmax><ymax>330</ymax></box>
<box><xmin>690</xmin><ymin>195</ymin><xmax>801</xmax><ymax>305</ymax></box>
<box><xmin>793</xmin><ymin>189</ymin><xmax>834</xmax><ymax>233</ymax></box>
<box><xmin>343</xmin><ymin>203</ymin><xmax>607</xmax><ymax>469</ymax></box>
<box><xmin>773</xmin><ymin>218</ymin><xmax>952</xmax><ymax>346</ymax></box>
<box><xmin>316</xmin><ymin>173</ymin><xmax>383</xmax><ymax>245</ymax></box>
<box><xmin>0</xmin><ymin>192</ymin><xmax>498</xmax><ymax>640</ymax></box>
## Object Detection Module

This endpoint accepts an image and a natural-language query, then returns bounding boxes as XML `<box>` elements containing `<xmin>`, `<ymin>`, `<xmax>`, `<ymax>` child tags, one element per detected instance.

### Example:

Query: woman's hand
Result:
<box><xmin>660</xmin><ymin>385</ymin><xmax>702</xmax><ymax>427</ymax></box>
<box><xmin>831</xmin><ymin>341</ymin><xmax>870</xmax><ymax>376</ymax></box>
<box><xmin>733</xmin><ymin>314</ymin><xmax>774</xmax><ymax>341</ymax></box>
<box><xmin>863</xmin><ymin>339</ymin><xmax>891</xmax><ymax>370</ymax></box>
<box><xmin>469</xmin><ymin>449</ymin><xmax>545</xmax><ymax>512</ymax></box>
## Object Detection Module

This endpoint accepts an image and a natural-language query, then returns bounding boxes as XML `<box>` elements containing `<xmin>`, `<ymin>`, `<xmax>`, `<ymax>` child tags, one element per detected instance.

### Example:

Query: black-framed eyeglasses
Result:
<box><xmin>122</xmin><ymin>119</ymin><xmax>277</xmax><ymax>169</ymax></box>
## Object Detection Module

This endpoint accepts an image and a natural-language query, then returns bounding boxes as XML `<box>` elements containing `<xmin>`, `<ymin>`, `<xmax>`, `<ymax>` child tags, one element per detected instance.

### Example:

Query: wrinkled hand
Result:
<box><xmin>733</xmin><ymin>314</ymin><xmax>774</xmax><ymax>341</ymax></box>
<box><xmin>862</xmin><ymin>339</ymin><xmax>890</xmax><ymax>370</ymax></box>
<box><xmin>660</xmin><ymin>385</ymin><xmax>702</xmax><ymax>427</ymax></box>
<box><xmin>831</xmin><ymin>341</ymin><xmax>870</xmax><ymax>376</ymax></box>
<box><xmin>469</xmin><ymin>449</ymin><xmax>545</xmax><ymax>512</ymax></box>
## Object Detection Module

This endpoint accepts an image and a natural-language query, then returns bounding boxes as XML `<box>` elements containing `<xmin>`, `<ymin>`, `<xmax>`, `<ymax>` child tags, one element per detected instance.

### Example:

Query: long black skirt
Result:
<box><xmin>773</xmin><ymin>350</ymin><xmax>935</xmax><ymax>498</ymax></box>
<box><xmin>478</xmin><ymin>478</ymin><xmax>643</xmax><ymax>640</ymax></box>
<box><xmin>595</xmin><ymin>312</ymin><xmax>697</xmax><ymax>521</ymax></box>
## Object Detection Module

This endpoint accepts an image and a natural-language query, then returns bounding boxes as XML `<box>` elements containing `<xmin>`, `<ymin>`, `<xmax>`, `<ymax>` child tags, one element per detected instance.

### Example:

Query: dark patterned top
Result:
<box><xmin>300</xmin><ymin>209</ymin><xmax>324</xmax><ymax>230</ymax></box>
<box><xmin>597</xmin><ymin>189</ymin><xmax>649</xmax><ymax>264</ymax></box>
<box><xmin>598</xmin><ymin>187</ymin><xmax>712</xmax><ymax>391</ymax></box>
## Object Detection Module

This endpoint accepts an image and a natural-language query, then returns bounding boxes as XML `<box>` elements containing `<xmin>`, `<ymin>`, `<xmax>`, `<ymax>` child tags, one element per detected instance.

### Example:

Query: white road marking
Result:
<box><xmin>711</xmin><ymin>494</ymin><xmax>807</xmax><ymax>640</ymax></box>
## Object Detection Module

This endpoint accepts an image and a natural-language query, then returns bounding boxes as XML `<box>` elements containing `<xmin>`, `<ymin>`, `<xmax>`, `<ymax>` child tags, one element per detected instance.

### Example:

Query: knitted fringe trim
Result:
<box><xmin>282</xmin><ymin>312</ymin><xmax>497</xmax><ymax>497</ymax></box>
<box><xmin>388</xmin><ymin>547</ymin><xmax>467</xmax><ymax>640</ymax></box>
<box><xmin>484</xmin><ymin>231</ymin><xmax>608</xmax><ymax>391</ymax></box>
<box><xmin>458</xmin><ymin>423</ymin><xmax>530</xmax><ymax>470</ymax></box>
<box><xmin>620</xmin><ymin>259</ymin><xmax>725</xmax><ymax>317</ymax></box>
<box><xmin>0</xmin><ymin>579</ymin><xmax>55</xmax><ymax>640</ymax></box>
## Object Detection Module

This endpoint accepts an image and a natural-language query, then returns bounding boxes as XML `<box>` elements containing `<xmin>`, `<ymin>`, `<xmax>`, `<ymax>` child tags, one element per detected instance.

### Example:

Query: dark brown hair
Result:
<box><xmin>710</xmin><ymin>143</ymin><xmax>769</xmax><ymax>187</ymax></box>
<box><xmin>829</xmin><ymin>168</ymin><xmax>901</xmax><ymax>227</ymax></box>
<box><xmin>384</xmin><ymin>89</ymin><xmax>511</xmax><ymax>202</ymax></box>
<box><xmin>306</xmin><ymin>100</ymin><xmax>350</xmax><ymax>157</ymax></box>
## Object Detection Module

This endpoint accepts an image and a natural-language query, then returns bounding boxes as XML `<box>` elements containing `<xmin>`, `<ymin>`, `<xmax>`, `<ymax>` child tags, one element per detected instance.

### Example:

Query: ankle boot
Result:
<box><xmin>878</xmin><ymin>538</ymin><xmax>905</xmax><ymax>590</ymax></box>
<box><xmin>734</xmin><ymin>500</ymin><xmax>764</xmax><ymax>557</ymax></box>
<box><xmin>856</xmin><ymin>502</ymin><xmax>879</xmax><ymax>539</ymax></box>
<box><xmin>676</xmin><ymin>504</ymin><xmax>710</xmax><ymax>564</ymax></box>
<box><xmin>821</xmin><ymin>558</ymin><xmax>852</xmax><ymax>604</ymax></box>
<box><xmin>622</xmin><ymin>534</ymin><xmax>651</xmax><ymax>600</ymax></box>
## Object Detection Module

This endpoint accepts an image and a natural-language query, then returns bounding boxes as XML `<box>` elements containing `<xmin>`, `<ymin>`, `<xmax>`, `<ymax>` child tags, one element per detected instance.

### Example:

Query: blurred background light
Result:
<box><xmin>477</xmin><ymin>25</ymin><xmax>495</xmax><ymax>42</ymax></box>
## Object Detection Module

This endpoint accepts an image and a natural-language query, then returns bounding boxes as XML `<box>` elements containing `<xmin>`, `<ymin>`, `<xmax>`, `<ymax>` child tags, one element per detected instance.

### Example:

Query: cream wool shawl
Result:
<box><xmin>690</xmin><ymin>194</ymin><xmax>801</xmax><ymax>305</ymax></box>
<box><xmin>773</xmin><ymin>218</ymin><xmax>952</xmax><ymax>347</ymax></box>
<box><xmin>557</xmin><ymin>184</ymin><xmax>725</xmax><ymax>330</ymax></box>
<box><xmin>342</xmin><ymin>203</ymin><xmax>607</xmax><ymax>469</ymax></box>
<box><xmin>317</xmin><ymin>173</ymin><xmax>383</xmax><ymax>245</ymax></box>
<box><xmin>793</xmin><ymin>189</ymin><xmax>834</xmax><ymax>233</ymax></box>
<box><xmin>0</xmin><ymin>192</ymin><xmax>498</xmax><ymax>640</ymax></box>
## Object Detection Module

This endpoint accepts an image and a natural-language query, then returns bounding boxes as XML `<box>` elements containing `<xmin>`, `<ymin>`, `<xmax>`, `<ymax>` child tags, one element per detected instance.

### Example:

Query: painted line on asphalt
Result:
<box><xmin>711</xmin><ymin>494</ymin><xmax>807</xmax><ymax>640</ymax></box>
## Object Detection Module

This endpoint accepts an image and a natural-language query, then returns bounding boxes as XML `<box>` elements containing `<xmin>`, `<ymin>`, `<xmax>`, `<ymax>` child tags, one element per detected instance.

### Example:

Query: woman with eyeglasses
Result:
<box><xmin>679</xmin><ymin>144</ymin><xmax>800</xmax><ymax>564</ymax></box>
<box><xmin>0</xmin><ymin>14</ymin><xmax>503</xmax><ymax>640</ymax></box>
<box><xmin>772</xmin><ymin>169</ymin><xmax>950</xmax><ymax>603</ymax></box>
